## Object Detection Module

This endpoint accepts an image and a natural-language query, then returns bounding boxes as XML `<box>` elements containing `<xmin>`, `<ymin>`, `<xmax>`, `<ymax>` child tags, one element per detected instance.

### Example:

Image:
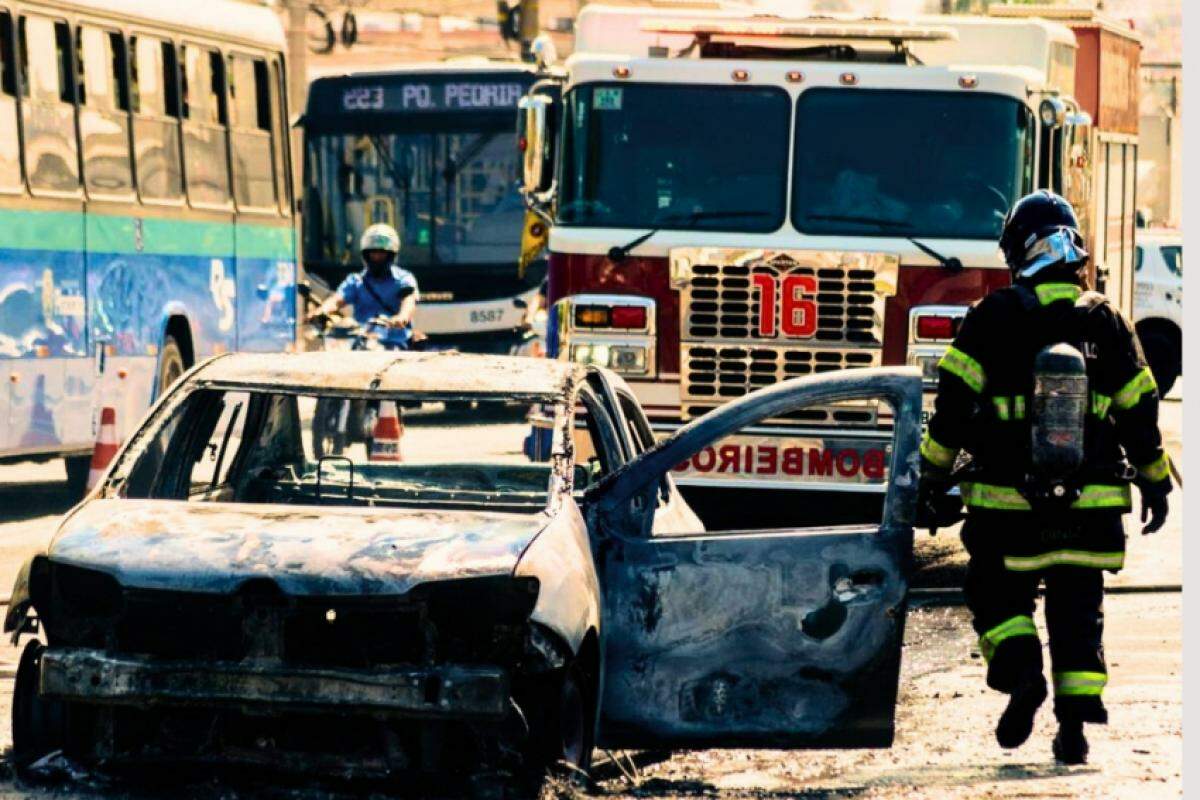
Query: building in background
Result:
<box><xmin>1138</xmin><ymin>62</ymin><xmax>1181</xmax><ymax>228</ymax></box>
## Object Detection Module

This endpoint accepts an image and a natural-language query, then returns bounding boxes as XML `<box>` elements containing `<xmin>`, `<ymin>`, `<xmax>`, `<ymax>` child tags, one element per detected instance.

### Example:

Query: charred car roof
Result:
<box><xmin>191</xmin><ymin>351</ymin><xmax>586</xmax><ymax>399</ymax></box>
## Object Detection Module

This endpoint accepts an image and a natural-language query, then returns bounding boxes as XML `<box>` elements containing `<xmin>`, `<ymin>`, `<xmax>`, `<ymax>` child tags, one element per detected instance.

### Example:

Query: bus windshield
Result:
<box><xmin>304</xmin><ymin>130</ymin><xmax>524</xmax><ymax>272</ymax></box>
<box><xmin>792</xmin><ymin>89</ymin><xmax>1034</xmax><ymax>240</ymax></box>
<box><xmin>558</xmin><ymin>83</ymin><xmax>791</xmax><ymax>232</ymax></box>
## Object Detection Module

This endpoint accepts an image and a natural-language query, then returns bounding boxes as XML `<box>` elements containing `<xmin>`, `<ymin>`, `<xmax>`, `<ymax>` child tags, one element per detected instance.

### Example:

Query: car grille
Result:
<box><xmin>674</xmin><ymin>248</ymin><xmax>898</xmax><ymax>423</ymax></box>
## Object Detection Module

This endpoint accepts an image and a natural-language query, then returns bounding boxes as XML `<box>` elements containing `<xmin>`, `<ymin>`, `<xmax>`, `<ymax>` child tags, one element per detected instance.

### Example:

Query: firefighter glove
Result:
<box><xmin>916</xmin><ymin>476</ymin><xmax>963</xmax><ymax>535</ymax></box>
<box><xmin>1137</xmin><ymin>491</ymin><xmax>1166</xmax><ymax>534</ymax></box>
<box><xmin>1132</xmin><ymin>472</ymin><xmax>1171</xmax><ymax>534</ymax></box>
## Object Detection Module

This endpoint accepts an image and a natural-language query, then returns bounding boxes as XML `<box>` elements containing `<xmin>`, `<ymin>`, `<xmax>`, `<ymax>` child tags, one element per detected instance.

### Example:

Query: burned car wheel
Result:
<box><xmin>527</xmin><ymin>660</ymin><xmax>595</xmax><ymax>781</ymax></box>
<box><xmin>12</xmin><ymin>641</ymin><xmax>66</xmax><ymax>770</ymax></box>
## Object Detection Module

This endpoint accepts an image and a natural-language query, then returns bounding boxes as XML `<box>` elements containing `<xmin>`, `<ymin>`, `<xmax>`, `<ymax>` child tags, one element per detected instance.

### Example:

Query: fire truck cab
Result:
<box><xmin>519</xmin><ymin>4</ymin><xmax>1139</xmax><ymax>526</ymax></box>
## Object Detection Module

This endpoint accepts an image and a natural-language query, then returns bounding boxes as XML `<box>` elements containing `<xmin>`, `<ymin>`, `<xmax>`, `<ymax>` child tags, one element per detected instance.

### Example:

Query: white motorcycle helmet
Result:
<box><xmin>360</xmin><ymin>223</ymin><xmax>401</xmax><ymax>273</ymax></box>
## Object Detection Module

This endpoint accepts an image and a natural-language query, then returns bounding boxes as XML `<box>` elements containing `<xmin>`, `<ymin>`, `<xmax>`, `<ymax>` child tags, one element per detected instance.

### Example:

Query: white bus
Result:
<box><xmin>0</xmin><ymin>0</ymin><xmax>298</xmax><ymax>493</ymax></box>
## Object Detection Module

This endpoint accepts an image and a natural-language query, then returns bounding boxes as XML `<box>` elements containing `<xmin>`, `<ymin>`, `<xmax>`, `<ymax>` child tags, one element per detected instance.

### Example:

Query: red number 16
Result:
<box><xmin>753</xmin><ymin>273</ymin><xmax>817</xmax><ymax>338</ymax></box>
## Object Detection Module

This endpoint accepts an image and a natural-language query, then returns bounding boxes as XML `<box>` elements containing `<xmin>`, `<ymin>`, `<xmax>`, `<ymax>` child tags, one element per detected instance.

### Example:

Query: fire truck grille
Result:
<box><xmin>685</xmin><ymin>263</ymin><xmax>883</xmax><ymax>344</ymax></box>
<box><xmin>680</xmin><ymin>344</ymin><xmax>881</xmax><ymax>425</ymax></box>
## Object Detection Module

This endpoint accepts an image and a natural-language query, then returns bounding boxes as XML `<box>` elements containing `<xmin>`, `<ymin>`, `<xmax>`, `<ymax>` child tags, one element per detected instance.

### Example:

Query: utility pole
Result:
<box><xmin>518</xmin><ymin>0</ymin><xmax>540</xmax><ymax>60</ymax></box>
<box><xmin>283</xmin><ymin>0</ymin><xmax>308</xmax><ymax>115</ymax></box>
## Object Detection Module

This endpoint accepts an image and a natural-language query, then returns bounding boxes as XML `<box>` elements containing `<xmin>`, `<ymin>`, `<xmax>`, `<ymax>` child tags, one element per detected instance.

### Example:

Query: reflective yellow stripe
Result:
<box><xmin>1014</xmin><ymin>395</ymin><xmax>1026</xmax><ymax>420</ymax></box>
<box><xmin>959</xmin><ymin>482</ymin><xmax>1030</xmax><ymax>510</ymax></box>
<box><xmin>1004</xmin><ymin>550</ymin><xmax>1126</xmax><ymax>571</ymax></box>
<box><xmin>1073</xmin><ymin>485</ymin><xmax>1132</xmax><ymax>509</ymax></box>
<box><xmin>920</xmin><ymin>434</ymin><xmax>957</xmax><ymax>469</ymax></box>
<box><xmin>1090</xmin><ymin>391</ymin><xmax>1112</xmax><ymax>419</ymax></box>
<box><xmin>992</xmin><ymin>396</ymin><xmax>1011</xmax><ymax>421</ymax></box>
<box><xmin>1138</xmin><ymin>453</ymin><xmax>1171</xmax><ymax>484</ymax></box>
<box><xmin>1113</xmin><ymin>367</ymin><xmax>1157</xmax><ymax>410</ymax></box>
<box><xmin>938</xmin><ymin>346</ymin><xmax>986</xmax><ymax>393</ymax></box>
<box><xmin>979</xmin><ymin>615</ymin><xmax>1038</xmax><ymax>663</ymax></box>
<box><xmin>1034</xmin><ymin>282</ymin><xmax>1083</xmax><ymax>305</ymax></box>
<box><xmin>1053</xmin><ymin>670</ymin><xmax>1108</xmax><ymax>697</ymax></box>
<box><xmin>959</xmin><ymin>482</ymin><xmax>1131</xmax><ymax>511</ymax></box>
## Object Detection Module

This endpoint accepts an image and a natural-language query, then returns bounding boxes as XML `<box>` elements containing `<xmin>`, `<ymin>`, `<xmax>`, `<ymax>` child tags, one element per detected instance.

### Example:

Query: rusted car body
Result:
<box><xmin>5</xmin><ymin>351</ymin><xmax>921</xmax><ymax>781</ymax></box>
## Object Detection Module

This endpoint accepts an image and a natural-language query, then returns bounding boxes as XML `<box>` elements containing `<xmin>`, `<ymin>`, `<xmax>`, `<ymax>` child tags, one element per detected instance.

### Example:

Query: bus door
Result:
<box><xmin>230</xmin><ymin>53</ymin><xmax>295</xmax><ymax>351</ymax></box>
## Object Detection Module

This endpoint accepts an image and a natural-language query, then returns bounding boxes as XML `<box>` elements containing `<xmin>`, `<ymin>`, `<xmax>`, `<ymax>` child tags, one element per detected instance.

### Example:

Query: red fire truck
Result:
<box><xmin>518</xmin><ymin>5</ymin><xmax>1141</xmax><ymax>525</ymax></box>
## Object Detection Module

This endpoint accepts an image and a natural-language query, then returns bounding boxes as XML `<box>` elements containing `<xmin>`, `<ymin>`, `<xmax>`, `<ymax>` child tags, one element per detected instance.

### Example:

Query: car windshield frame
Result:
<box><xmin>791</xmin><ymin>88</ymin><xmax>1035</xmax><ymax>240</ymax></box>
<box><xmin>111</xmin><ymin>385</ymin><xmax>568</xmax><ymax>514</ymax></box>
<box><xmin>557</xmin><ymin>81</ymin><xmax>792</xmax><ymax>233</ymax></box>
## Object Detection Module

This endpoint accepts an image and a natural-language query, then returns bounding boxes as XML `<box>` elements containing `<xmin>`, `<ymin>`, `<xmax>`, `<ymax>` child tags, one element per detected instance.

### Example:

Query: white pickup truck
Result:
<box><xmin>1134</xmin><ymin>228</ymin><xmax>1183</xmax><ymax>396</ymax></box>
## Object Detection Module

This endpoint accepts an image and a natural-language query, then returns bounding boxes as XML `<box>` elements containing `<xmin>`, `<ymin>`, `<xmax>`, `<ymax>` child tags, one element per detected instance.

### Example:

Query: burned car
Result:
<box><xmin>6</xmin><ymin>351</ymin><xmax>921</xmax><ymax>783</ymax></box>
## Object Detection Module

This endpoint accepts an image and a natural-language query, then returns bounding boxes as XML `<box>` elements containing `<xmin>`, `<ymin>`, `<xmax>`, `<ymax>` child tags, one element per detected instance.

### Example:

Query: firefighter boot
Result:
<box><xmin>995</xmin><ymin>671</ymin><xmax>1047</xmax><ymax>749</ymax></box>
<box><xmin>1052</xmin><ymin>719</ymin><xmax>1088</xmax><ymax>764</ymax></box>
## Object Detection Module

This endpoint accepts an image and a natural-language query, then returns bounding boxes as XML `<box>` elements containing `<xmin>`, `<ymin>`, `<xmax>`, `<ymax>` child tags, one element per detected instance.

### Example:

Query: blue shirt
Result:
<box><xmin>336</xmin><ymin>266</ymin><xmax>419</xmax><ymax>347</ymax></box>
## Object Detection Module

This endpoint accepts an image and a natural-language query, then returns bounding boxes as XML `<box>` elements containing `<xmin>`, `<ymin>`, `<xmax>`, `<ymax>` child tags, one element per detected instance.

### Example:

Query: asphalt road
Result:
<box><xmin>0</xmin><ymin>394</ymin><xmax>1182</xmax><ymax>797</ymax></box>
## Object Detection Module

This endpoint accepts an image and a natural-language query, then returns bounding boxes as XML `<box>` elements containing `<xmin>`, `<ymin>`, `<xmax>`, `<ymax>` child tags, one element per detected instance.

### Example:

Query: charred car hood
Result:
<box><xmin>47</xmin><ymin>500</ymin><xmax>552</xmax><ymax>596</ymax></box>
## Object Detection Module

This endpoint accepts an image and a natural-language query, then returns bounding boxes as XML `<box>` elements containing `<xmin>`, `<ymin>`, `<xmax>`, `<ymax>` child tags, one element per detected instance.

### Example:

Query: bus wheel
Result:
<box><xmin>64</xmin><ymin>455</ymin><xmax>90</xmax><ymax>497</ymax></box>
<box><xmin>157</xmin><ymin>336</ymin><xmax>186</xmax><ymax>397</ymax></box>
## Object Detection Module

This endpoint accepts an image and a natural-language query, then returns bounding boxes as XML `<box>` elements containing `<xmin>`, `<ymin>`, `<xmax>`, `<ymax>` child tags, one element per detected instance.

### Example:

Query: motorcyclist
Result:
<box><xmin>315</xmin><ymin>223</ymin><xmax>418</xmax><ymax>349</ymax></box>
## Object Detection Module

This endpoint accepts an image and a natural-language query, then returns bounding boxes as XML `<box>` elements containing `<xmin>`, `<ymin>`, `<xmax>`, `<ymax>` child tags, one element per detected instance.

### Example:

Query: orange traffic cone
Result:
<box><xmin>369</xmin><ymin>402</ymin><xmax>403</xmax><ymax>462</ymax></box>
<box><xmin>86</xmin><ymin>406</ymin><xmax>120</xmax><ymax>490</ymax></box>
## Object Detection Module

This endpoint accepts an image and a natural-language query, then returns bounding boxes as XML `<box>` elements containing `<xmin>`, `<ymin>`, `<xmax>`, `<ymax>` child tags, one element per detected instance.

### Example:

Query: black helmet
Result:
<box><xmin>999</xmin><ymin>190</ymin><xmax>1088</xmax><ymax>279</ymax></box>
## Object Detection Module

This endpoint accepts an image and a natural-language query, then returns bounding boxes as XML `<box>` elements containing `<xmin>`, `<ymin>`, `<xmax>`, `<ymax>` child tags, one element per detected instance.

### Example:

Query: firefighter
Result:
<box><xmin>916</xmin><ymin>190</ymin><xmax>1172</xmax><ymax>764</ymax></box>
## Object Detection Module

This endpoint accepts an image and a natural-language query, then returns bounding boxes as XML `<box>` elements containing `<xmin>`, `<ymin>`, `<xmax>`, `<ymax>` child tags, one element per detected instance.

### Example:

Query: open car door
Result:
<box><xmin>586</xmin><ymin>367</ymin><xmax>922</xmax><ymax>749</ymax></box>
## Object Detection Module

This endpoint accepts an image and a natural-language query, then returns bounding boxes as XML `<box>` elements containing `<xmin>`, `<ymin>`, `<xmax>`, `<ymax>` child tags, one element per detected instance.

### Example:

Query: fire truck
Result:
<box><xmin>518</xmin><ymin>5</ymin><xmax>1141</xmax><ymax>526</ymax></box>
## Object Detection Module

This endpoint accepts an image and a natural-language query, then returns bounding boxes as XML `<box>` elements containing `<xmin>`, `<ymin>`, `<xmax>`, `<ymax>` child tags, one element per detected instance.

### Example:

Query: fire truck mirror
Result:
<box><xmin>518</xmin><ymin>94</ymin><xmax>555</xmax><ymax>196</ymax></box>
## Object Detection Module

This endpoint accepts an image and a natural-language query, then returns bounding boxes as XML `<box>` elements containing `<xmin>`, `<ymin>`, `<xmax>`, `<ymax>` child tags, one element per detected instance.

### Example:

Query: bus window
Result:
<box><xmin>228</xmin><ymin>52</ymin><xmax>274</xmax><ymax>210</ymax></box>
<box><xmin>0</xmin><ymin>10</ymin><xmax>21</xmax><ymax>190</ymax></box>
<box><xmin>181</xmin><ymin>43</ymin><xmax>230</xmax><ymax>207</ymax></box>
<box><xmin>78</xmin><ymin>27</ymin><xmax>132</xmax><ymax>198</ymax></box>
<box><xmin>19</xmin><ymin>14</ymin><xmax>80</xmax><ymax>194</ymax></box>
<box><xmin>130</xmin><ymin>36</ymin><xmax>183</xmax><ymax>202</ymax></box>
<box><xmin>270</xmin><ymin>58</ymin><xmax>290</xmax><ymax>215</ymax></box>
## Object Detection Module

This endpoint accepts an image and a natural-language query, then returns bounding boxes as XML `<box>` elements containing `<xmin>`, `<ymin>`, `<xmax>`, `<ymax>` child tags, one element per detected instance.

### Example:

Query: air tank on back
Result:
<box><xmin>1030</xmin><ymin>343</ymin><xmax>1088</xmax><ymax>480</ymax></box>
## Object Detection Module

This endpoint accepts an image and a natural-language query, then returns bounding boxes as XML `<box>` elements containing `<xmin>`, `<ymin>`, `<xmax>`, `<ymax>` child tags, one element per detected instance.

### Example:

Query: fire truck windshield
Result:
<box><xmin>793</xmin><ymin>89</ymin><xmax>1034</xmax><ymax>240</ymax></box>
<box><xmin>558</xmin><ymin>83</ymin><xmax>791</xmax><ymax>232</ymax></box>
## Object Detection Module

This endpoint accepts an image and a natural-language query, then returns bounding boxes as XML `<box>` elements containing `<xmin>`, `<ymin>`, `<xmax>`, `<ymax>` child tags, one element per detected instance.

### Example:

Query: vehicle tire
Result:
<box><xmin>157</xmin><ymin>335</ymin><xmax>186</xmax><ymax>398</ymax></box>
<box><xmin>64</xmin><ymin>455</ymin><xmax>90</xmax><ymax>498</ymax></box>
<box><xmin>312</xmin><ymin>398</ymin><xmax>348</xmax><ymax>458</ymax></box>
<box><xmin>1141</xmin><ymin>330</ymin><xmax>1180</xmax><ymax>398</ymax></box>
<box><xmin>11</xmin><ymin>640</ymin><xmax>66</xmax><ymax>771</ymax></box>
<box><xmin>527</xmin><ymin>660</ymin><xmax>595</xmax><ymax>784</ymax></box>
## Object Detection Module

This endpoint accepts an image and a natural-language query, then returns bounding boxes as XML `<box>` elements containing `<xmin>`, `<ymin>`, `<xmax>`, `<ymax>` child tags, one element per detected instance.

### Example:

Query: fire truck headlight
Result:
<box><xmin>570</xmin><ymin>343</ymin><xmax>649</xmax><ymax>375</ymax></box>
<box><xmin>610</xmin><ymin>345</ymin><xmax>647</xmax><ymax>372</ymax></box>
<box><xmin>906</xmin><ymin>348</ymin><xmax>943</xmax><ymax>386</ymax></box>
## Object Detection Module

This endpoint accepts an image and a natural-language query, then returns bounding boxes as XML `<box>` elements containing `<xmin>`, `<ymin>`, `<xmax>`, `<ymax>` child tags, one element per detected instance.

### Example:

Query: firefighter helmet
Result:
<box><xmin>999</xmin><ymin>190</ymin><xmax>1088</xmax><ymax>279</ymax></box>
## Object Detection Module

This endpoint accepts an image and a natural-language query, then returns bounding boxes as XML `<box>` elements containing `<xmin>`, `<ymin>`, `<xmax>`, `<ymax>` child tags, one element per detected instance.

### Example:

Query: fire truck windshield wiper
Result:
<box><xmin>803</xmin><ymin>213</ymin><xmax>963</xmax><ymax>273</ymax></box>
<box><xmin>607</xmin><ymin>210</ymin><xmax>771</xmax><ymax>263</ymax></box>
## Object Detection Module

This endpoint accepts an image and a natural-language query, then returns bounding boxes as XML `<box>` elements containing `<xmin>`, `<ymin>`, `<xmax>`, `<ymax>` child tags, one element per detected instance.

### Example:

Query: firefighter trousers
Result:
<box><xmin>961</xmin><ymin>514</ymin><xmax>1112</xmax><ymax>724</ymax></box>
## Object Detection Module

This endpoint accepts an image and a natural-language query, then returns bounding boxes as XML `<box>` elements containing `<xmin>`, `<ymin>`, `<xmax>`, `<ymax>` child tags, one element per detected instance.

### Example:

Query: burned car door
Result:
<box><xmin>587</xmin><ymin>368</ymin><xmax>921</xmax><ymax>749</ymax></box>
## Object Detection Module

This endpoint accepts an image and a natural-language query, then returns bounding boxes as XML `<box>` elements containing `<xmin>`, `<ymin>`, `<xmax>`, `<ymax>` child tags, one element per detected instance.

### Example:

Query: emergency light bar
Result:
<box><xmin>640</xmin><ymin>18</ymin><xmax>958</xmax><ymax>43</ymax></box>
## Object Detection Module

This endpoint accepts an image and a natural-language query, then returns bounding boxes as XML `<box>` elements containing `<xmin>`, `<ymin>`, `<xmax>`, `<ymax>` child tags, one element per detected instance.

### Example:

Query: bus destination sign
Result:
<box><xmin>341</xmin><ymin>81</ymin><xmax>527</xmax><ymax>113</ymax></box>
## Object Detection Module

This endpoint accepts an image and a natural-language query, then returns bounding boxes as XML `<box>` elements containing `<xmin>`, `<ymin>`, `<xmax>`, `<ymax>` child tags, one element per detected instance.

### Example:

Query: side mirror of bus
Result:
<box><xmin>518</xmin><ymin>94</ymin><xmax>555</xmax><ymax>197</ymax></box>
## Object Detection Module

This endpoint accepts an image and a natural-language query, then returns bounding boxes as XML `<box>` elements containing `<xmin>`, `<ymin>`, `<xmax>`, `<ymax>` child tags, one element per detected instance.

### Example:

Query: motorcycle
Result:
<box><xmin>308</xmin><ymin>315</ymin><xmax>395</xmax><ymax>458</ymax></box>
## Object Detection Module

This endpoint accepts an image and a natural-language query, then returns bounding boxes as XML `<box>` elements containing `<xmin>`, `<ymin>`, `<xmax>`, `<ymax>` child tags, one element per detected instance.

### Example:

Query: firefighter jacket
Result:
<box><xmin>920</xmin><ymin>279</ymin><xmax>1171</xmax><ymax>568</ymax></box>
